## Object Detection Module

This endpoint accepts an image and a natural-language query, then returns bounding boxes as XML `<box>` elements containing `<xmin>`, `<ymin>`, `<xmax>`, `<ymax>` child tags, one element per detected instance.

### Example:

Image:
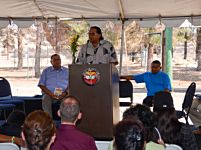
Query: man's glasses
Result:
<box><xmin>151</xmin><ymin>66</ymin><xmax>160</xmax><ymax>69</ymax></box>
<box><xmin>88</xmin><ymin>32</ymin><xmax>97</xmax><ymax>36</ymax></box>
<box><xmin>52</xmin><ymin>58</ymin><xmax>61</xmax><ymax>61</ymax></box>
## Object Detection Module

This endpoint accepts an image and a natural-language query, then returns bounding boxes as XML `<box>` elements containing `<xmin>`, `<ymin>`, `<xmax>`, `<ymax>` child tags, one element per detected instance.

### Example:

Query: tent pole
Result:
<box><xmin>165</xmin><ymin>27</ymin><xmax>173</xmax><ymax>82</ymax></box>
<box><xmin>119</xmin><ymin>20</ymin><xmax>125</xmax><ymax>75</ymax></box>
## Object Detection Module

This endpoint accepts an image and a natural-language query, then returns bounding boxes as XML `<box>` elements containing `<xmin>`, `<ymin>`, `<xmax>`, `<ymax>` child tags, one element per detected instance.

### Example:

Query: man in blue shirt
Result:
<box><xmin>121</xmin><ymin>60</ymin><xmax>172</xmax><ymax>107</ymax></box>
<box><xmin>38</xmin><ymin>54</ymin><xmax>69</xmax><ymax>117</ymax></box>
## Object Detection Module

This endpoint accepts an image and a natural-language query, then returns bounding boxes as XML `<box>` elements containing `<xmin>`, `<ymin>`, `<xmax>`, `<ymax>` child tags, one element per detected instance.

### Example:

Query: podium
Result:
<box><xmin>69</xmin><ymin>64</ymin><xmax>120</xmax><ymax>140</ymax></box>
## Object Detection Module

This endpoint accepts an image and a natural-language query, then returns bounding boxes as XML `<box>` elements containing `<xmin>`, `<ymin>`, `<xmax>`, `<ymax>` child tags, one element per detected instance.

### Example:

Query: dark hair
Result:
<box><xmin>60</xmin><ymin>95</ymin><xmax>80</xmax><ymax>123</ymax></box>
<box><xmin>123</xmin><ymin>104</ymin><xmax>156</xmax><ymax>142</ymax></box>
<box><xmin>90</xmin><ymin>26</ymin><xmax>104</xmax><ymax>40</ymax></box>
<box><xmin>151</xmin><ymin>60</ymin><xmax>161</xmax><ymax>66</ymax></box>
<box><xmin>156</xmin><ymin>107</ymin><xmax>182</xmax><ymax>146</ymax></box>
<box><xmin>22</xmin><ymin>110</ymin><xmax>56</xmax><ymax>150</ymax></box>
<box><xmin>7</xmin><ymin>110</ymin><xmax>25</xmax><ymax>127</ymax></box>
<box><xmin>114</xmin><ymin>120</ymin><xmax>145</xmax><ymax>150</ymax></box>
<box><xmin>50</xmin><ymin>54</ymin><xmax>60</xmax><ymax>60</ymax></box>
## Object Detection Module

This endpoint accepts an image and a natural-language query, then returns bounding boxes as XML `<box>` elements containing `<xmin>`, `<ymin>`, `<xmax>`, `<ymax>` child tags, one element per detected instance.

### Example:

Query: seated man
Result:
<box><xmin>121</xmin><ymin>60</ymin><xmax>172</xmax><ymax>107</ymax></box>
<box><xmin>38</xmin><ymin>54</ymin><xmax>69</xmax><ymax>117</ymax></box>
<box><xmin>51</xmin><ymin>96</ymin><xmax>97</xmax><ymax>150</ymax></box>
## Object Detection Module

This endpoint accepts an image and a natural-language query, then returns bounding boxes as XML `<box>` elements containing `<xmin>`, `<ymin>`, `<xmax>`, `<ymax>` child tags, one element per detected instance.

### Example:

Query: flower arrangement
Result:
<box><xmin>70</xmin><ymin>34</ymin><xmax>80</xmax><ymax>64</ymax></box>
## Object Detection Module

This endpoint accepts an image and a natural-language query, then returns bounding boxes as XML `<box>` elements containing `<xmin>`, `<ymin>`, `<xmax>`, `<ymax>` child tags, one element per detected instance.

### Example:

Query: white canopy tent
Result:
<box><xmin>0</xmin><ymin>0</ymin><xmax>200</xmax><ymax>25</ymax></box>
<box><xmin>0</xmin><ymin>0</ymin><xmax>201</xmax><ymax>73</ymax></box>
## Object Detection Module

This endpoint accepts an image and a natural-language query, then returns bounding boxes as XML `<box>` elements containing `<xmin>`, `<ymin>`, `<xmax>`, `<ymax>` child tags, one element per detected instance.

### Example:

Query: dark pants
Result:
<box><xmin>143</xmin><ymin>96</ymin><xmax>154</xmax><ymax>107</ymax></box>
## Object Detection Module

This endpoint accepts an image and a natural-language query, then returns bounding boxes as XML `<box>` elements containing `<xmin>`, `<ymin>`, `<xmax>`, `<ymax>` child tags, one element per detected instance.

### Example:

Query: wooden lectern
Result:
<box><xmin>69</xmin><ymin>64</ymin><xmax>120</xmax><ymax>140</ymax></box>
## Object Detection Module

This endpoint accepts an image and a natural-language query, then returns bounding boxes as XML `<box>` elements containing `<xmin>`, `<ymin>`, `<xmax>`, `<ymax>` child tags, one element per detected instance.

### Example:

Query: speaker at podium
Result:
<box><xmin>69</xmin><ymin>64</ymin><xmax>120</xmax><ymax>140</ymax></box>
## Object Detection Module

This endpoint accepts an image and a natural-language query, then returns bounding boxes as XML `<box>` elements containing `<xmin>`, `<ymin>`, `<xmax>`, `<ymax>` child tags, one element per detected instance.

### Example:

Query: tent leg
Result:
<box><xmin>119</xmin><ymin>20</ymin><xmax>125</xmax><ymax>75</ymax></box>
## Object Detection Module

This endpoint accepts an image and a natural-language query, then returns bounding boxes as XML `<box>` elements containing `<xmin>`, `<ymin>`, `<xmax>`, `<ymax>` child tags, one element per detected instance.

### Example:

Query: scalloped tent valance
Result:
<box><xmin>0</xmin><ymin>0</ymin><xmax>200</xmax><ymax>27</ymax></box>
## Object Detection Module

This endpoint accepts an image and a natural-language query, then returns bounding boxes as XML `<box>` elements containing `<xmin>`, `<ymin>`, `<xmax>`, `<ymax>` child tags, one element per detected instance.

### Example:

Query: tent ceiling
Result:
<box><xmin>0</xmin><ymin>0</ymin><xmax>201</xmax><ymax>27</ymax></box>
<box><xmin>1</xmin><ymin>0</ymin><xmax>201</xmax><ymax>19</ymax></box>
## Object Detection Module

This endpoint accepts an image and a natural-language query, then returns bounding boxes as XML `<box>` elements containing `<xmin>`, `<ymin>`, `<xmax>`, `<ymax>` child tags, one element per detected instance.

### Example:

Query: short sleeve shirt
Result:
<box><xmin>76</xmin><ymin>40</ymin><xmax>118</xmax><ymax>64</ymax></box>
<box><xmin>133</xmin><ymin>71</ymin><xmax>172</xmax><ymax>96</ymax></box>
<box><xmin>38</xmin><ymin>66</ymin><xmax>69</xmax><ymax>93</ymax></box>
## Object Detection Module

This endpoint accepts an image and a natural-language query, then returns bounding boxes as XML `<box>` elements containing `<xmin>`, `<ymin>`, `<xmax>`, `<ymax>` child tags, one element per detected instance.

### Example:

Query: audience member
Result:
<box><xmin>0</xmin><ymin>134</ymin><xmax>24</xmax><ymax>147</ymax></box>
<box><xmin>38</xmin><ymin>54</ymin><xmax>69</xmax><ymax>117</ymax></box>
<box><xmin>188</xmin><ymin>97</ymin><xmax>201</xmax><ymax>133</ymax></box>
<box><xmin>123</xmin><ymin>104</ymin><xmax>165</xmax><ymax>150</ymax></box>
<box><xmin>121</xmin><ymin>60</ymin><xmax>172</xmax><ymax>107</ymax></box>
<box><xmin>155</xmin><ymin>107</ymin><xmax>199</xmax><ymax>150</ymax></box>
<box><xmin>22</xmin><ymin>110</ymin><xmax>56</xmax><ymax>150</ymax></box>
<box><xmin>76</xmin><ymin>26</ymin><xmax>118</xmax><ymax>65</ymax></box>
<box><xmin>0</xmin><ymin>110</ymin><xmax>25</xmax><ymax>137</ymax></box>
<box><xmin>51</xmin><ymin>95</ymin><xmax>97</xmax><ymax>150</ymax></box>
<box><xmin>114</xmin><ymin>120</ymin><xmax>145</xmax><ymax>150</ymax></box>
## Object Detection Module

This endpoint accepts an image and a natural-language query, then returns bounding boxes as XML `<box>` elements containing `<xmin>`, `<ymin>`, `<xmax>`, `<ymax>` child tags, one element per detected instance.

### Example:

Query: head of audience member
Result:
<box><xmin>58</xmin><ymin>95</ymin><xmax>81</xmax><ymax>124</ymax></box>
<box><xmin>114</xmin><ymin>120</ymin><xmax>145</xmax><ymax>150</ymax></box>
<box><xmin>151</xmin><ymin>60</ymin><xmax>161</xmax><ymax>74</ymax></box>
<box><xmin>7</xmin><ymin>110</ymin><xmax>25</xmax><ymax>128</ymax></box>
<box><xmin>88</xmin><ymin>26</ymin><xmax>104</xmax><ymax>44</ymax></box>
<box><xmin>155</xmin><ymin>107</ymin><xmax>182</xmax><ymax>146</ymax></box>
<box><xmin>50</xmin><ymin>54</ymin><xmax>61</xmax><ymax>70</ymax></box>
<box><xmin>123</xmin><ymin>104</ymin><xmax>157</xmax><ymax>142</ymax></box>
<box><xmin>22</xmin><ymin>110</ymin><xmax>56</xmax><ymax>150</ymax></box>
<box><xmin>153</xmin><ymin>91</ymin><xmax>174</xmax><ymax>112</ymax></box>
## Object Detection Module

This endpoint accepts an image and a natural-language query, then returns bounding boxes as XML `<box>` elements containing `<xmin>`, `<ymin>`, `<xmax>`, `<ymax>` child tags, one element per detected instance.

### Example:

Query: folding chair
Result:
<box><xmin>119</xmin><ymin>80</ymin><xmax>133</xmax><ymax>106</ymax></box>
<box><xmin>176</xmin><ymin>82</ymin><xmax>196</xmax><ymax>125</ymax></box>
<box><xmin>153</xmin><ymin>91</ymin><xmax>174</xmax><ymax>111</ymax></box>
<box><xmin>0</xmin><ymin>77</ymin><xmax>25</xmax><ymax>112</ymax></box>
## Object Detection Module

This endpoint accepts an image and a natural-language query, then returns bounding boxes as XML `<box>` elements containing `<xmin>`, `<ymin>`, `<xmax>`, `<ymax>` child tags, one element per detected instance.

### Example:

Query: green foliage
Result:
<box><xmin>70</xmin><ymin>34</ymin><xmax>80</xmax><ymax>56</ymax></box>
<box><xmin>70</xmin><ymin>34</ymin><xmax>80</xmax><ymax>64</ymax></box>
<box><xmin>142</xmin><ymin>28</ymin><xmax>161</xmax><ymax>46</ymax></box>
<box><xmin>173</xmin><ymin>28</ymin><xmax>194</xmax><ymax>47</ymax></box>
<box><xmin>102</xmin><ymin>22</ymin><xmax>119</xmax><ymax>46</ymax></box>
<box><xmin>64</xmin><ymin>20</ymin><xmax>89</xmax><ymax>45</ymax></box>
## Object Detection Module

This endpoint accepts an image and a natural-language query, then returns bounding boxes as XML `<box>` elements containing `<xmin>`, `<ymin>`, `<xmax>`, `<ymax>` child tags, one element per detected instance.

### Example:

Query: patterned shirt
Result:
<box><xmin>38</xmin><ymin>66</ymin><xmax>69</xmax><ymax>93</ymax></box>
<box><xmin>179</xmin><ymin>123</ymin><xmax>198</xmax><ymax>150</ymax></box>
<box><xmin>76</xmin><ymin>40</ymin><xmax>118</xmax><ymax>64</ymax></box>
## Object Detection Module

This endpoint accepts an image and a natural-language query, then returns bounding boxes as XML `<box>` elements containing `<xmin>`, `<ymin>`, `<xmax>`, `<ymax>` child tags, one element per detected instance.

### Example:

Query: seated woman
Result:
<box><xmin>114</xmin><ymin>120</ymin><xmax>145</xmax><ymax>150</ymax></box>
<box><xmin>22</xmin><ymin>110</ymin><xmax>56</xmax><ymax>150</ymax></box>
<box><xmin>123</xmin><ymin>104</ymin><xmax>165</xmax><ymax>150</ymax></box>
<box><xmin>155</xmin><ymin>107</ymin><xmax>199</xmax><ymax>150</ymax></box>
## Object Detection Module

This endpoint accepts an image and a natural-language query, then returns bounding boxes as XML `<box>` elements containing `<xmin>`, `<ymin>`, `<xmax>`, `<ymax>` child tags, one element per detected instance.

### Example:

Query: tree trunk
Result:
<box><xmin>147</xmin><ymin>43</ymin><xmax>153</xmax><ymax>71</ymax></box>
<box><xmin>17</xmin><ymin>29</ymin><xmax>23</xmax><ymax>70</ymax></box>
<box><xmin>55</xmin><ymin>19</ymin><xmax>60</xmax><ymax>54</ymax></box>
<box><xmin>35</xmin><ymin>22</ymin><xmax>42</xmax><ymax>78</ymax></box>
<box><xmin>162</xmin><ymin>30</ymin><xmax>166</xmax><ymax>71</ymax></box>
<box><xmin>6</xmin><ymin>28</ymin><xmax>11</xmax><ymax>60</ymax></box>
<box><xmin>197</xmin><ymin>28</ymin><xmax>201</xmax><ymax>71</ymax></box>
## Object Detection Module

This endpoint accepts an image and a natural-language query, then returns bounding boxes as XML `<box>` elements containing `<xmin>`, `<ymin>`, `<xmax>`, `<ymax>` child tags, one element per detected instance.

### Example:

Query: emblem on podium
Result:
<box><xmin>82</xmin><ymin>68</ymin><xmax>100</xmax><ymax>86</ymax></box>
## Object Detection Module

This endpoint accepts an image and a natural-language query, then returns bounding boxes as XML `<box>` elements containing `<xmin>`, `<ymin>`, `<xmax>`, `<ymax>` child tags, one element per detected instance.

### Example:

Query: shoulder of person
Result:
<box><xmin>160</xmin><ymin>71</ymin><xmax>170</xmax><ymax>77</ymax></box>
<box><xmin>79</xmin><ymin>43</ymin><xmax>87</xmax><ymax>51</ymax></box>
<box><xmin>145</xmin><ymin>72</ymin><xmax>152</xmax><ymax>75</ymax></box>
<box><xmin>42</xmin><ymin>66</ymin><xmax>52</xmax><ymax>72</ymax></box>
<box><xmin>61</xmin><ymin>66</ymin><xmax>68</xmax><ymax>70</ymax></box>
<box><xmin>100</xmin><ymin>40</ymin><xmax>113</xmax><ymax>47</ymax></box>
